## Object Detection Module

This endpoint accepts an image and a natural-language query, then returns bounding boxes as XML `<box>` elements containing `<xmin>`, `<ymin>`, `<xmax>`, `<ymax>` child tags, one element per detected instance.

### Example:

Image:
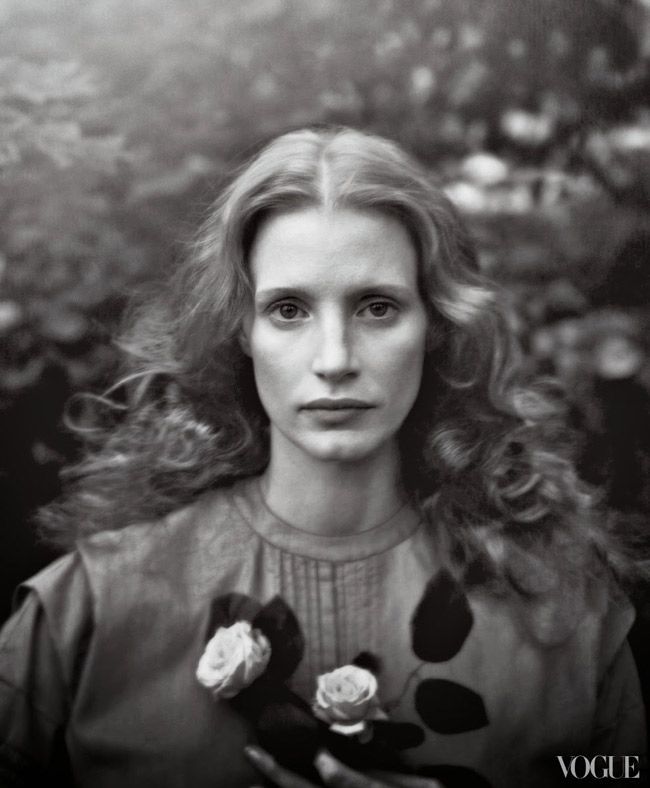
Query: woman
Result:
<box><xmin>0</xmin><ymin>127</ymin><xmax>646</xmax><ymax>788</ymax></box>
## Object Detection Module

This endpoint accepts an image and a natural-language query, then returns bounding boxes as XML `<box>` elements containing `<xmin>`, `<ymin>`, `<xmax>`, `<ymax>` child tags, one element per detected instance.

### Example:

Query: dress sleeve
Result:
<box><xmin>587</xmin><ymin>589</ymin><xmax>648</xmax><ymax>783</ymax></box>
<box><xmin>590</xmin><ymin>640</ymin><xmax>647</xmax><ymax>754</ymax></box>
<box><xmin>0</xmin><ymin>553</ymin><xmax>93</xmax><ymax>786</ymax></box>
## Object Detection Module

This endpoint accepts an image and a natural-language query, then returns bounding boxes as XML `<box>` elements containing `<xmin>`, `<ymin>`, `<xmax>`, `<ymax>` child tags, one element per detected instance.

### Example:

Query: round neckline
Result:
<box><xmin>229</xmin><ymin>476</ymin><xmax>422</xmax><ymax>562</ymax></box>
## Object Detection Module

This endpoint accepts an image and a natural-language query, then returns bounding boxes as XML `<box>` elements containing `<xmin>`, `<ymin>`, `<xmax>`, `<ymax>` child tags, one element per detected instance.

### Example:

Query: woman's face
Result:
<box><xmin>244</xmin><ymin>206</ymin><xmax>428</xmax><ymax>464</ymax></box>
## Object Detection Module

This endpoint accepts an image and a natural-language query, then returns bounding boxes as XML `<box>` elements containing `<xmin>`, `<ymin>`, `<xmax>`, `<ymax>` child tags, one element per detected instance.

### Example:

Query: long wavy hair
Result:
<box><xmin>39</xmin><ymin>126</ymin><xmax>645</xmax><ymax>603</ymax></box>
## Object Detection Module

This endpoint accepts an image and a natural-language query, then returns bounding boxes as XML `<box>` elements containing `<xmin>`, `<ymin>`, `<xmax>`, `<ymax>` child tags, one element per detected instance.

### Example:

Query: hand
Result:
<box><xmin>245</xmin><ymin>746</ymin><xmax>443</xmax><ymax>788</ymax></box>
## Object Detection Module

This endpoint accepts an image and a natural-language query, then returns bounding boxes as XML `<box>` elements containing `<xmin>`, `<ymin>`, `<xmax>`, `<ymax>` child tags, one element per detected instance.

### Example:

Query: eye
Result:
<box><xmin>269</xmin><ymin>301</ymin><xmax>307</xmax><ymax>322</ymax></box>
<box><xmin>360</xmin><ymin>300</ymin><xmax>397</xmax><ymax>319</ymax></box>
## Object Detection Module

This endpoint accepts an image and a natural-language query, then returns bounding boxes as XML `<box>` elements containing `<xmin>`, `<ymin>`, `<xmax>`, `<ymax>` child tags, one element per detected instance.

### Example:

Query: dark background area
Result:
<box><xmin>1</xmin><ymin>0</ymin><xmax>650</xmax><ymax>724</ymax></box>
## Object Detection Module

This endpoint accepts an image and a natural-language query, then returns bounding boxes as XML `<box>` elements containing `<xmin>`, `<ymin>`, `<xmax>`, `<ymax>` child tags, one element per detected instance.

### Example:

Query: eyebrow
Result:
<box><xmin>254</xmin><ymin>284</ymin><xmax>416</xmax><ymax>303</ymax></box>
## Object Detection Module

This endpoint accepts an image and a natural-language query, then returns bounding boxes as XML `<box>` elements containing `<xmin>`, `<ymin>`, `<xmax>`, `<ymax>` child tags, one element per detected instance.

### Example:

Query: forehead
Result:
<box><xmin>249</xmin><ymin>207</ymin><xmax>419</xmax><ymax>292</ymax></box>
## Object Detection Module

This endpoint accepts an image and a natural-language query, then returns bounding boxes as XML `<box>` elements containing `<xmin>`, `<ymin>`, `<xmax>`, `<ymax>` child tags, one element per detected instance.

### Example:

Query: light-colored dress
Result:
<box><xmin>0</xmin><ymin>477</ymin><xmax>646</xmax><ymax>787</ymax></box>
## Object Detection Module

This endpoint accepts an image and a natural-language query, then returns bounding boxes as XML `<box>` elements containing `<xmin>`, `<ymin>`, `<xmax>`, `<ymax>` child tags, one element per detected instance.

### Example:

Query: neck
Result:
<box><xmin>261</xmin><ymin>434</ymin><xmax>406</xmax><ymax>537</ymax></box>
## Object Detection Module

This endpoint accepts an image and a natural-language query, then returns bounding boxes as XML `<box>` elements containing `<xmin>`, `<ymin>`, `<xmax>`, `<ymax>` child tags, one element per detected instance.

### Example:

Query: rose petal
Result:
<box><xmin>196</xmin><ymin>620</ymin><xmax>271</xmax><ymax>699</ymax></box>
<box><xmin>313</xmin><ymin>665</ymin><xmax>381</xmax><ymax>727</ymax></box>
<box><xmin>330</xmin><ymin>720</ymin><xmax>367</xmax><ymax>736</ymax></box>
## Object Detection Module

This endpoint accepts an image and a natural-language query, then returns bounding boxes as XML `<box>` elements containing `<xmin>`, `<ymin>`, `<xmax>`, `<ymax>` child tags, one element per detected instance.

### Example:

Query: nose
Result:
<box><xmin>311</xmin><ymin>317</ymin><xmax>358</xmax><ymax>382</ymax></box>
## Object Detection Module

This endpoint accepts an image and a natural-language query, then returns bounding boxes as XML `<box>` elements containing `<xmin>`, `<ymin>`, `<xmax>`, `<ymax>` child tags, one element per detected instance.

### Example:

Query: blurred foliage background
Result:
<box><xmin>1</xmin><ymin>0</ymin><xmax>650</xmax><ymax>631</ymax></box>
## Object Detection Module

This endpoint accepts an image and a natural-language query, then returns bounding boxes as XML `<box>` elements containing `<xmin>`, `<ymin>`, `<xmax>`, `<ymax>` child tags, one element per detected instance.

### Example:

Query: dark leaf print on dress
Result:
<box><xmin>204</xmin><ymin>593</ymin><xmax>318</xmax><ymax>778</ymax></box>
<box><xmin>351</xmin><ymin>651</ymin><xmax>382</xmax><ymax>675</ymax></box>
<box><xmin>418</xmin><ymin>764</ymin><xmax>493</xmax><ymax>788</ymax></box>
<box><xmin>205</xmin><ymin>593</ymin><xmax>305</xmax><ymax>683</ymax></box>
<box><xmin>415</xmin><ymin>678</ymin><xmax>489</xmax><ymax>733</ymax></box>
<box><xmin>205</xmin><ymin>592</ymin><xmax>262</xmax><ymax>638</ymax></box>
<box><xmin>411</xmin><ymin>570</ymin><xmax>474</xmax><ymax>662</ymax></box>
<box><xmin>253</xmin><ymin>595</ymin><xmax>305</xmax><ymax>682</ymax></box>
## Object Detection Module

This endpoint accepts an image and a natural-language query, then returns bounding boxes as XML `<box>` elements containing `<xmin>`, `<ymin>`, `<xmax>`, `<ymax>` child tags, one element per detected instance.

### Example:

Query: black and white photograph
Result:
<box><xmin>1</xmin><ymin>1</ymin><xmax>649</xmax><ymax>786</ymax></box>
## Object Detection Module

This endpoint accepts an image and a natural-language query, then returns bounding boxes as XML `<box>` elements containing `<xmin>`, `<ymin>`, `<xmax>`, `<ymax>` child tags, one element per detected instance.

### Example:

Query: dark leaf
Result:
<box><xmin>415</xmin><ymin>679</ymin><xmax>489</xmax><ymax>734</ymax></box>
<box><xmin>411</xmin><ymin>571</ymin><xmax>474</xmax><ymax>662</ymax></box>
<box><xmin>253</xmin><ymin>596</ymin><xmax>304</xmax><ymax>681</ymax></box>
<box><xmin>352</xmin><ymin>651</ymin><xmax>382</xmax><ymax>675</ymax></box>
<box><xmin>205</xmin><ymin>592</ymin><xmax>261</xmax><ymax>639</ymax></box>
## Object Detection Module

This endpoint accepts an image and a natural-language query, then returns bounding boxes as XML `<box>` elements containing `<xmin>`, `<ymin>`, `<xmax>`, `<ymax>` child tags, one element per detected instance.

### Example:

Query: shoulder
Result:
<box><xmin>75</xmin><ymin>477</ymin><xmax>253</xmax><ymax>571</ymax></box>
<box><xmin>17</xmin><ymin>551</ymin><xmax>83</xmax><ymax>602</ymax></box>
<box><xmin>521</xmin><ymin>575</ymin><xmax>636</xmax><ymax>678</ymax></box>
<box><xmin>10</xmin><ymin>478</ymin><xmax>260</xmax><ymax>647</ymax></box>
<box><xmin>17</xmin><ymin>478</ymin><xmax>258</xmax><ymax>624</ymax></box>
<box><xmin>5</xmin><ymin>551</ymin><xmax>93</xmax><ymax>701</ymax></box>
<box><xmin>17</xmin><ymin>552</ymin><xmax>91</xmax><ymax>637</ymax></box>
<box><xmin>468</xmin><ymin>570</ymin><xmax>636</xmax><ymax>672</ymax></box>
<box><xmin>62</xmin><ymin>476</ymin><xmax>264</xmax><ymax>613</ymax></box>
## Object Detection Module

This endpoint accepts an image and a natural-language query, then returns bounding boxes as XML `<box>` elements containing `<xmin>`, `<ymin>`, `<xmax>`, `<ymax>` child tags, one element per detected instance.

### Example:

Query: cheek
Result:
<box><xmin>381</xmin><ymin>324</ymin><xmax>427</xmax><ymax>384</ymax></box>
<box><xmin>249</xmin><ymin>333</ymin><xmax>298</xmax><ymax>401</ymax></box>
<box><xmin>391</xmin><ymin>351</ymin><xmax>425</xmax><ymax>402</ymax></box>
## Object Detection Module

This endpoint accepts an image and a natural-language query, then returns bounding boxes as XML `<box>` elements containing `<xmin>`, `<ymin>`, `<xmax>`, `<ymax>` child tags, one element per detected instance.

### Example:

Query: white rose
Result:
<box><xmin>313</xmin><ymin>665</ymin><xmax>386</xmax><ymax>736</ymax></box>
<box><xmin>196</xmin><ymin>621</ymin><xmax>271</xmax><ymax>699</ymax></box>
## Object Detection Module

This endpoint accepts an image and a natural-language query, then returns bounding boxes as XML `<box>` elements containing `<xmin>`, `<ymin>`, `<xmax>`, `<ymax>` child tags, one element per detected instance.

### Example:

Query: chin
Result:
<box><xmin>302</xmin><ymin>434</ymin><xmax>385</xmax><ymax>464</ymax></box>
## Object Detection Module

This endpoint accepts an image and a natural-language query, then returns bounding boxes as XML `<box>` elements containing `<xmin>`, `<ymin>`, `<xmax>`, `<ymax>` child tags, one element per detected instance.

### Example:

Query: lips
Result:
<box><xmin>302</xmin><ymin>398</ymin><xmax>374</xmax><ymax>411</ymax></box>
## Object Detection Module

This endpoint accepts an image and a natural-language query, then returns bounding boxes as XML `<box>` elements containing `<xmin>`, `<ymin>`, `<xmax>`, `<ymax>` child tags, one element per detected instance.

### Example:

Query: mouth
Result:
<box><xmin>302</xmin><ymin>398</ymin><xmax>375</xmax><ymax>411</ymax></box>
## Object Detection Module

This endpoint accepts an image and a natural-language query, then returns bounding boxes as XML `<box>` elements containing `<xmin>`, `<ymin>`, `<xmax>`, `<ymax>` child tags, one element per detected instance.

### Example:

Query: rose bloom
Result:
<box><xmin>313</xmin><ymin>665</ymin><xmax>386</xmax><ymax>735</ymax></box>
<box><xmin>196</xmin><ymin>621</ymin><xmax>271</xmax><ymax>699</ymax></box>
